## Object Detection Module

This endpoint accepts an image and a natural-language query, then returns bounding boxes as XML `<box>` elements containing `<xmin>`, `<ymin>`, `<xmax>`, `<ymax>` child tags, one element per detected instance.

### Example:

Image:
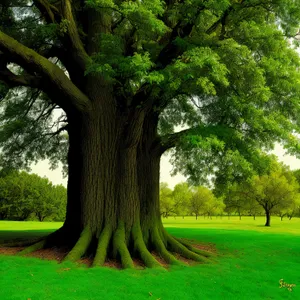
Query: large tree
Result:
<box><xmin>1</xmin><ymin>0</ymin><xmax>300</xmax><ymax>267</ymax></box>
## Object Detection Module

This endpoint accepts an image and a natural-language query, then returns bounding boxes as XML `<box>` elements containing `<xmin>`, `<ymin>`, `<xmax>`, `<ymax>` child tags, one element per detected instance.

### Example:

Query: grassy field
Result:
<box><xmin>0</xmin><ymin>216</ymin><xmax>299</xmax><ymax>300</ymax></box>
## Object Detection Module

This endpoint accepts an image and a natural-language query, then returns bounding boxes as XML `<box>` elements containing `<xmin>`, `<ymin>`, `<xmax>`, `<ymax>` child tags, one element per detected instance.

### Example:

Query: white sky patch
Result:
<box><xmin>30</xmin><ymin>142</ymin><xmax>300</xmax><ymax>189</ymax></box>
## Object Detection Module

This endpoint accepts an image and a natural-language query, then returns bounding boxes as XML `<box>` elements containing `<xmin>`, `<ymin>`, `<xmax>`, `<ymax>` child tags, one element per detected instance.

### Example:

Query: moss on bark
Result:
<box><xmin>13</xmin><ymin>97</ymin><xmax>214</xmax><ymax>269</ymax></box>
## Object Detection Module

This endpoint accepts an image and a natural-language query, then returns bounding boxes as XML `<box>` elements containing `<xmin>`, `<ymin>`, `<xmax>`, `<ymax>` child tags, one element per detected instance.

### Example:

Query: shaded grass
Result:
<box><xmin>0</xmin><ymin>218</ymin><xmax>299</xmax><ymax>299</ymax></box>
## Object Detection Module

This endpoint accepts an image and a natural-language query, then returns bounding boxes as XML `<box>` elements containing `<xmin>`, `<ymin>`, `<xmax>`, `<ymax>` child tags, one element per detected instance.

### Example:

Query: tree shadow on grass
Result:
<box><xmin>0</xmin><ymin>229</ymin><xmax>54</xmax><ymax>245</ymax></box>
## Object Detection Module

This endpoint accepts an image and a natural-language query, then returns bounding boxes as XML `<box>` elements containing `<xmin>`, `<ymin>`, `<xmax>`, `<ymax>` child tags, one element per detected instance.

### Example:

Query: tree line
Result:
<box><xmin>160</xmin><ymin>182</ymin><xmax>225</xmax><ymax>220</ymax></box>
<box><xmin>161</xmin><ymin>167</ymin><xmax>300</xmax><ymax>226</ymax></box>
<box><xmin>0</xmin><ymin>170</ymin><xmax>67</xmax><ymax>222</ymax></box>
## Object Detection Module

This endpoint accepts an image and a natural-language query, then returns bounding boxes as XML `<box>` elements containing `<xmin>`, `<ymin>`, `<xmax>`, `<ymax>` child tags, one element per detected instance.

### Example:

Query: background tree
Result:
<box><xmin>250</xmin><ymin>171</ymin><xmax>299</xmax><ymax>226</ymax></box>
<box><xmin>30</xmin><ymin>177</ymin><xmax>67</xmax><ymax>222</ymax></box>
<box><xmin>172</xmin><ymin>182</ymin><xmax>191</xmax><ymax>218</ymax></box>
<box><xmin>0</xmin><ymin>0</ymin><xmax>300</xmax><ymax>267</ymax></box>
<box><xmin>224</xmin><ymin>180</ymin><xmax>264</xmax><ymax>220</ymax></box>
<box><xmin>189</xmin><ymin>186</ymin><xmax>214</xmax><ymax>220</ymax></box>
<box><xmin>274</xmin><ymin>196</ymin><xmax>300</xmax><ymax>221</ymax></box>
<box><xmin>0</xmin><ymin>171</ymin><xmax>34</xmax><ymax>220</ymax></box>
<box><xmin>51</xmin><ymin>184</ymin><xmax>67</xmax><ymax>222</ymax></box>
<box><xmin>223</xmin><ymin>184</ymin><xmax>247</xmax><ymax>220</ymax></box>
<box><xmin>159</xmin><ymin>182</ymin><xmax>175</xmax><ymax>218</ymax></box>
<box><xmin>202</xmin><ymin>197</ymin><xmax>225</xmax><ymax>219</ymax></box>
<box><xmin>0</xmin><ymin>170</ymin><xmax>66</xmax><ymax>221</ymax></box>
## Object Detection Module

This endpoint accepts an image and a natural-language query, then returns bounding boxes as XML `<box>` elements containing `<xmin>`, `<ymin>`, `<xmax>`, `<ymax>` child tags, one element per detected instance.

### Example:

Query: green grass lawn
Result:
<box><xmin>0</xmin><ymin>216</ymin><xmax>299</xmax><ymax>300</ymax></box>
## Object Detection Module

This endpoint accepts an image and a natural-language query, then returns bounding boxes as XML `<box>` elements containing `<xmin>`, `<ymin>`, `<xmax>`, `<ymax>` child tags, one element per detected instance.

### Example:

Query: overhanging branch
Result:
<box><xmin>155</xmin><ymin>124</ymin><xmax>237</xmax><ymax>155</ymax></box>
<box><xmin>0</xmin><ymin>69</ymin><xmax>41</xmax><ymax>88</ymax></box>
<box><xmin>0</xmin><ymin>30</ymin><xmax>91</xmax><ymax>113</ymax></box>
<box><xmin>155</xmin><ymin>127</ymin><xmax>195</xmax><ymax>155</ymax></box>
<box><xmin>33</xmin><ymin>0</ymin><xmax>61</xmax><ymax>23</ymax></box>
<box><xmin>61</xmin><ymin>0</ymin><xmax>90</xmax><ymax>69</ymax></box>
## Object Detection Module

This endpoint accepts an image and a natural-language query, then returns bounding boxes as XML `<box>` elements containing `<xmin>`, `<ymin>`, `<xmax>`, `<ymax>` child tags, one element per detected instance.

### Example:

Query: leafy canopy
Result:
<box><xmin>0</xmin><ymin>0</ymin><xmax>300</xmax><ymax>185</ymax></box>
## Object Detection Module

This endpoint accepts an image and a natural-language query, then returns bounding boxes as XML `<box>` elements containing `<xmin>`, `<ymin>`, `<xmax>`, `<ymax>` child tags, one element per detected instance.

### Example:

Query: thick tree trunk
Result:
<box><xmin>16</xmin><ymin>97</ymin><xmax>213</xmax><ymax>268</ymax></box>
<box><xmin>265</xmin><ymin>210</ymin><xmax>271</xmax><ymax>227</ymax></box>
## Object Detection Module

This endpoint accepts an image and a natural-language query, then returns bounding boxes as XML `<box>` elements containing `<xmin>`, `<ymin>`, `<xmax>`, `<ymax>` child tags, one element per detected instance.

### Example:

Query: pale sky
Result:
<box><xmin>30</xmin><ymin>143</ymin><xmax>300</xmax><ymax>189</ymax></box>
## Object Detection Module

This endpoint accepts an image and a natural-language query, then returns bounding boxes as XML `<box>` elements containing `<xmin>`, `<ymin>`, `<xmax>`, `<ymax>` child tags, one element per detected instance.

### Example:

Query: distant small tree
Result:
<box><xmin>250</xmin><ymin>171</ymin><xmax>299</xmax><ymax>226</ymax></box>
<box><xmin>225</xmin><ymin>181</ymin><xmax>263</xmax><ymax>220</ymax></box>
<box><xmin>202</xmin><ymin>197</ymin><xmax>225</xmax><ymax>219</ymax></box>
<box><xmin>159</xmin><ymin>183</ymin><xmax>175</xmax><ymax>218</ymax></box>
<box><xmin>223</xmin><ymin>183</ymin><xmax>247</xmax><ymax>220</ymax></box>
<box><xmin>172</xmin><ymin>182</ymin><xmax>192</xmax><ymax>219</ymax></box>
<box><xmin>274</xmin><ymin>197</ymin><xmax>300</xmax><ymax>221</ymax></box>
<box><xmin>189</xmin><ymin>186</ymin><xmax>215</xmax><ymax>220</ymax></box>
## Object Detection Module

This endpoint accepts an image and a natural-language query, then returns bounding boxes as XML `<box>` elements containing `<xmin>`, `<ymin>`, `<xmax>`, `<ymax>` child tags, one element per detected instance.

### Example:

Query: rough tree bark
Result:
<box><xmin>0</xmin><ymin>5</ymin><xmax>215</xmax><ymax>268</ymax></box>
<box><xmin>15</xmin><ymin>89</ymin><xmax>214</xmax><ymax>268</ymax></box>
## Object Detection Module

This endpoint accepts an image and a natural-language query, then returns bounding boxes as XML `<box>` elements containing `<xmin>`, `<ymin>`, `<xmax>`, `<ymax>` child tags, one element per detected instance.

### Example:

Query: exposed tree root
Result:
<box><xmin>166</xmin><ymin>234</ymin><xmax>210</xmax><ymax>263</ymax></box>
<box><xmin>63</xmin><ymin>227</ymin><xmax>92</xmax><ymax>262</ymax></box>
<box><xmin>8</xmin><ymin>223</ymin><xmax>215</xmax><ymax>269</ymax></box>
<box><xmin>93</xmin><ymin>225</ymin><xmax>112</xmax><ymax>267</ymax></box>
<box><xmin>132</xmin><ymin>223</ymin><xmax>161</xmax><ymax>268</ymax></box>
<box><xmin>175</xmin><ymin>237</ymin><xmax>216</xmax><ymax>258</ymax></box>
<box><xmin>17</xmin><ymin>239</ymin><xmax>46</xmax><ymax>256</ymax></box>
<box><xmin>113</xmin><ymin>223</ymin><xmax>134</xmax><ymax>269</ymax></box>
<box><xmin>151</xmin><ymin>227</ymin><xmax>182</xmax><ymax>266</ymax></box>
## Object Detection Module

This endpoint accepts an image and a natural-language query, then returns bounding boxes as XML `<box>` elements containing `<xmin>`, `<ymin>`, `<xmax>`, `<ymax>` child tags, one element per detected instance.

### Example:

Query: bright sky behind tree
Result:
<box><xmin>31</xmin><ymin>143</ymin><xmax>299</xmax><ymax>189</ymax></box>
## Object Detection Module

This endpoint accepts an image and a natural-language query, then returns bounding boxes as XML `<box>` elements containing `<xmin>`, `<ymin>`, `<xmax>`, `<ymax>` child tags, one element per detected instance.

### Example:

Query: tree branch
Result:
<box><xmin>155</xmin><ymin>124</ymin><xmax>237</xmax><ymax>155</ymax></box>
<box><xmin>154</xmin><ymin>127</ymin><xmax>195</xmax><ymax>155</ymax></box>
<box><xmin>32</xmin><ymin>0</ymin><xmax>61</xmax><ymax>23</ymax></box>
<box><xmin>0</xmin><ymin>30</ymin><xmax>91</xmax><ymax>113</ymax></box>
<box><xmin>206</xmin><ymin>6</ymin><xmax>233</xmax><ymax>35</ymax></box>
<box><xmin>61</xmin><ymin>0</ymin><xmax>90</xmax><ymax>70</ymax></box>
<box><xmin>0</xmin><ymin>69</ymin><xmax>41</xmax><ymax>88</ymax></box>
<box><xmin>44</xmin><ymin>125</ymin><xmax>68</xmax><ymax>138</ymax></box>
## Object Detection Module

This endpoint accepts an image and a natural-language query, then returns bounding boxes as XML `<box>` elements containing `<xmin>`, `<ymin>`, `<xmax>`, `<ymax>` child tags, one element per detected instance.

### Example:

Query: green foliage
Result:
<box><xmin>224</xmin><ymin>180</ymin><xmax>264</xmax><ymax>218</ymax></box>
<box><xmin>251</xmin><ymin>170</ymin><xmax>299</xmax><ymax>214</ymax></box>
<box><xmin>160</xmin><ymin>182</ymin><xmax>224</xmax><ymax>219</ymax></box>
<box><xmin>223</xmin><ymin>164</ymin><xmax>300</xmax><ymax>225</ymax></box>
<box><xmin>1</xmin><ymin>0</ymin><xmax>300</xmax><ymax>196</ymax></box>
<box><xmin>189</xmin><ymin>186</ymin><xmax>217</xmax><ymax>219</ymax></box>
<box><xmin>0</xmin><ymin>170</ymin><xmax>66</xmax><ymax>221</ymax></box>
<box><xmin>163</xmin><ymin>47</ymin><xmax>229</xmax><ymax>96</ymax></box>
<box><xmin>172</xmin><ymin>182</ymin><xmax>192</xmax><ymax>217</ymax></box>
<box><xmin>159</xmin><ymin>182</ymin><xmax>175</xmax><ymax>218</ymax></box>
<box><xmin>0</xmin><ymin>88</ymin><xmax>68</xmax><ymax>170</ymax></box>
